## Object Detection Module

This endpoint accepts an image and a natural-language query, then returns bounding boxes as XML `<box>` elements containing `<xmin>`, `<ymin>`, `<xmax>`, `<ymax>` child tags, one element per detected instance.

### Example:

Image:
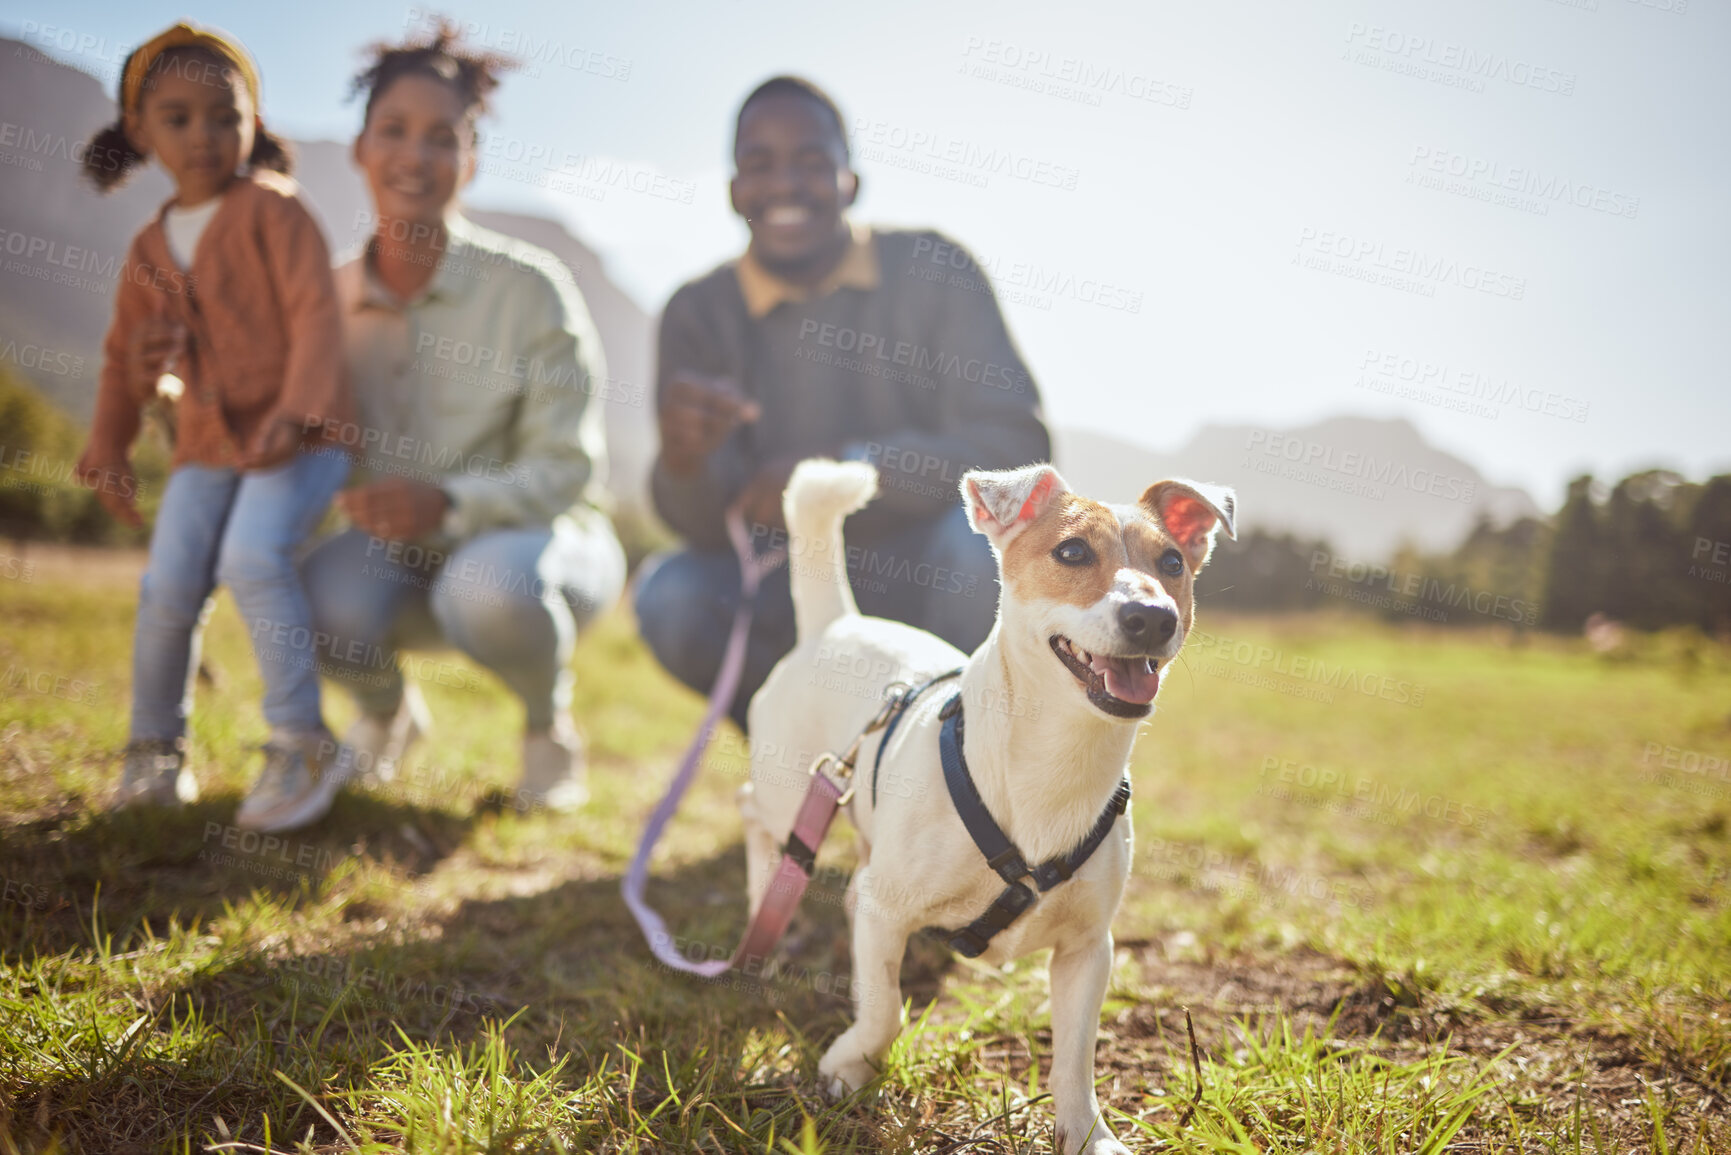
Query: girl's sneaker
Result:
<box><xmin>518</xmin><ymin>717</ymin><xmax>589</xmax><ymax>813</ymax></box>
<box><xmin>236</xmin><ymin>729</ymin><xmax>344</xmax><ymax>833</ymax></box>
<box><xmin>116</xmin><ymin>738</ymin><xmax>199</xmax><ymax>808</ymax></box>
<box><xmin>341</xmin><ymin>681</ymin><xmax>429</xmax><ymax>785</ymax></box>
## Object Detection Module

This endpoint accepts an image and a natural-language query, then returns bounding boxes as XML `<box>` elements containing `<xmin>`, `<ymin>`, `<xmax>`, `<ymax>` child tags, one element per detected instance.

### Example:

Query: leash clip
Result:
<box><xmin>807</xmin><ymin>751</ymin><xmax>858</xmax><ymax>807</ymax></box>
<box><xmin>809</xmin><ymin>682</ymin><xmax>918</xmax><ymax>808</ymax></box>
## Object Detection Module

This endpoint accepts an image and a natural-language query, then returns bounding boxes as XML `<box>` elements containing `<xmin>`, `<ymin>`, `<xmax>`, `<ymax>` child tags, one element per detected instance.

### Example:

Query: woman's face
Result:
<box><xmin>353</xmin><ymin>73</ymin><xmax>475</xmax><ymax>229</ymax></box>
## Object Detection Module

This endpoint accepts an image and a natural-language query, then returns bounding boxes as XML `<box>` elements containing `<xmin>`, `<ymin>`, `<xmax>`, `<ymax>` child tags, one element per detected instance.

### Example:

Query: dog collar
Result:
<box><xmin>929</xmin><ymin>694</ymin><xmax>1132</xmax><ymax>959</ymax></box>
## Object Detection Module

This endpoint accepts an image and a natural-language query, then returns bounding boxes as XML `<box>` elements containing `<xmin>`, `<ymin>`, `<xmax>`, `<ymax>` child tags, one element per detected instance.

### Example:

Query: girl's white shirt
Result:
<box><xmin>163</xmin><ymin>197</ymin><xmax>223</xmax><ymax>269</ymax></box>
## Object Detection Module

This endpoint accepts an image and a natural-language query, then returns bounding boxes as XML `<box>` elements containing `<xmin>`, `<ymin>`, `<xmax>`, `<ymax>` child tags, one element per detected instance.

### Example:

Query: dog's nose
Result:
<box><xmin>1118</xmin><ymin>601</ymin><xmax>1177</xmax><ymax>646</ymax></box>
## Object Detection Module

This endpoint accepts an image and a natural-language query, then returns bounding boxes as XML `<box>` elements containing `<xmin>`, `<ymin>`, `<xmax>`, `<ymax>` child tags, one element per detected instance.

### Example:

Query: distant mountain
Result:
<box><xmin>0</xmin><ymin>37</ymin><xmax>655</xmax><ymax>511</ymax></box>
<box><xmin>1054</xmin><ymin>418</ymin><xmax>1542</xmax><ymax>559</ymax></box>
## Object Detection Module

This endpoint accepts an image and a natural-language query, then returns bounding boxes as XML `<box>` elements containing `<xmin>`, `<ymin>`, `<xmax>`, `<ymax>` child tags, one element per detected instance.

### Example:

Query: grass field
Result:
<box><xmin>1</xmin><ymin>543</ymin><xmax>1728</xmax><ymax>1154</ymax></box>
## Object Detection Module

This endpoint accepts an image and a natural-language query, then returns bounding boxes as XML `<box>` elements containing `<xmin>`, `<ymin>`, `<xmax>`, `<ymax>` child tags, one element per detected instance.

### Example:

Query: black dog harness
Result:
<box><xmin>928</xmin><ymin>693</ymin><xmax>1132</xmax><ymax>958</ymax></box>
<box><xmin>869</xmin><ymin>667</ymin><xmax>965</xmax><ymax>807</ymax></box>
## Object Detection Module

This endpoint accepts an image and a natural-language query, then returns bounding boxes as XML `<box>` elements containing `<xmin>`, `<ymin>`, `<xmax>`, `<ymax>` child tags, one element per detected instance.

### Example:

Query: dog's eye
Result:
<box><xmin>1052</xmin><ymin>537</ymin><xmax>1094</xmax><ymax>566</ymax></box>
<box><xmin>1158</xmin><ymin>548</ymin><xmax>1186</xmax><ymax>577</ymax></box>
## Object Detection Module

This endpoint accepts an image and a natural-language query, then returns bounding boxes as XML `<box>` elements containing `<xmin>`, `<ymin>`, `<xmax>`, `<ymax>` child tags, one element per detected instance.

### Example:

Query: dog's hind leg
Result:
<box><xmin>739</xmin><ymin>782</ymin><xmax>782</xmax><ymax>920</ymax></box>
<box><xmin>1048</xmin><ymin>931</ymin><xmax>1129</xmax><ymax>1155</ymax></box>
<box><xmin>817</xmin><ymin>872</ymin><xmax>909</xmax><ymax>1098</ymax></box>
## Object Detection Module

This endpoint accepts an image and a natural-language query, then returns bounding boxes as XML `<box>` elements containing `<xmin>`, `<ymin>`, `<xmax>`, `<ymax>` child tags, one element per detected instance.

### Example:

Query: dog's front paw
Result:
<box><xmin>817</xmin><ymin>1039</ymin><xmax>878</xmax><ymax>1100</ymax></box>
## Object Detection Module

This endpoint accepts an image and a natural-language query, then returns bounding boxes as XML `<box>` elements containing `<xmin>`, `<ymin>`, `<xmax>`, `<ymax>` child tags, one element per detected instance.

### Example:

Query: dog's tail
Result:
<box><xmin>783</xmin><ymin>458</ymin><xmax>878</xmax><ymax>642</ymax></box>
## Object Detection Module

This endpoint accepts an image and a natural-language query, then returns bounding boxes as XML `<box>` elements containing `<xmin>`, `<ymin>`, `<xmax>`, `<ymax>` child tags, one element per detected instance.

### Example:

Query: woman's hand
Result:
<box><xmin>338</xmin><ymin>478</ymin><xmax>450</xmax><ymax>542</ymax></box>
<box><xmin>73</xmin><ymin>444</ymin><xmax>143</xmax><ymax>529</ymax></box>
<box><xmin>127</xmin><ymin>318</ymin><xmax>186</xmax><ymax>401</ymax></box>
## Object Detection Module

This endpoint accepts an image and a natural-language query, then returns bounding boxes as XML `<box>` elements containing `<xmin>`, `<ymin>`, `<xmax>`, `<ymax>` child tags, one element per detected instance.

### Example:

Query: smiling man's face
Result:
<box><xmin>730</xmin><ymin>90</ymin><xmax>858</xmax><ymax>284</ymax></box>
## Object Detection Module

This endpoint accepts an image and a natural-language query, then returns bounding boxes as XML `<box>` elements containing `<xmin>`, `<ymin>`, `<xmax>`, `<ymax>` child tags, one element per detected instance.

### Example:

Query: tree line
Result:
<box><xmin>1197</xmin><ymin>470</ymin><xmax>1730</xmax><ymax>635</ymax></box>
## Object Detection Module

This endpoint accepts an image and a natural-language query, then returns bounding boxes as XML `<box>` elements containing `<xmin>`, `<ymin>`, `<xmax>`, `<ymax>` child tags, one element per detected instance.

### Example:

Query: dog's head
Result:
<box><xmin>964</xmin><ymin>464</ymin><xmax>1236</xmax><ymax>721</ymax></box>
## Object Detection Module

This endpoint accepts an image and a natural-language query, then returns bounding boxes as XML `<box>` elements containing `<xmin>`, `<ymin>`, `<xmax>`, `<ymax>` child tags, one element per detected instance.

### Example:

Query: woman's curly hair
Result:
<box><xmin>351</xmin><ymin>17</ymin><xmax>518</xmax><ymax>128</ymax></box>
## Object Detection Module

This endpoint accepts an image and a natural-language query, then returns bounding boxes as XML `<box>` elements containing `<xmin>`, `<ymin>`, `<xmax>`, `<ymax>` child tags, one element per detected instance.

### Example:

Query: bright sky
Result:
<box><xmin>6</xmin><ymin>0</ymin><xmax>1727</xmax><ymax>507</ymax></box>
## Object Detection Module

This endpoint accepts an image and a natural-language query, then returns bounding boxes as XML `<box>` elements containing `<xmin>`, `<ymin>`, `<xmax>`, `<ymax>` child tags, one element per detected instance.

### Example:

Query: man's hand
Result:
<box><xmin>658</xmin><ymin>373</ymin><xmax>760</xmax><ymax>477</ymax></box>
<box><xmin>237</xmin><ymin>417</ymin><xmax>304</xmax><ymax>471</ymax></box>
<box><xmin>737</xmin><ymin>455</ymin><xmax>800</xmax><ymax>533</ymax></box>
<box><xmin>73</xmin><ymin>445</ymin><xmax>143</xmax><ymax>529</ymax></box>
<box><xmin>338</xmin><ymin>478</ymin><xmax>450</xmax><ymax>542</ymax></box>
<box><xmin>127</xmin><ymin>318</ymin><xmax>186</xmax><ymax>401</ymax></box>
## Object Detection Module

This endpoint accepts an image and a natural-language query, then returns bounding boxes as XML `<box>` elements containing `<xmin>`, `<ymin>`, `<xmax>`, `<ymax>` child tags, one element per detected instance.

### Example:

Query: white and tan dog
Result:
<box><xmin>741</xmin><ymin>459</ymin><xmax>1235</xmax><ymax>1155</ymax></box>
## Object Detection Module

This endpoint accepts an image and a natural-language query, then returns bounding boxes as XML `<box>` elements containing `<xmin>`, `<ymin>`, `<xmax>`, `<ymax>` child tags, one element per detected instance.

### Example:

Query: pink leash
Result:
<box><xmin>623</xmin><ymin>507</ymin><xmax>848</xmax><ymax>976</ymax></box>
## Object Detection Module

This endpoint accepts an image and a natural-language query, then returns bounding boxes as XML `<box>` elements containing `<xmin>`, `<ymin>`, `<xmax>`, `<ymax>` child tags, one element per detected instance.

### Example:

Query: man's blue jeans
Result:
<box><xmin>633</xmin><ymin>503</ymin><xmax>999</xmax><ymax>732</ymax></box>
<box><xmin>130</xmin><ymin>447</ymin><xmax>351</xmax><ymax>742</ymax></box>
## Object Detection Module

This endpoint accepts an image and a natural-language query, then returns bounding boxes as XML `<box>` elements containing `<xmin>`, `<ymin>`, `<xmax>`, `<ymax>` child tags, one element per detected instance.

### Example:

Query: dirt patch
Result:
<box><xmin>1084</xmin><ymin>940</ymin><xmax>1729</xmax><ymax>1150</ymax></box>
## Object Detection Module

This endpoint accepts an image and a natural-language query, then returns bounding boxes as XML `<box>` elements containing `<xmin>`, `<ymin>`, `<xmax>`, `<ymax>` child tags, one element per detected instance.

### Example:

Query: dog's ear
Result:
<box><xmin>1142</xmin><ymin>479</ymin><xmax>1237</xmax><ymax>570</ymax></box>
<box><xmin>963</xmin><ymin>464</ymin><xmax>1069</xmax><ymax>550</ymax></box>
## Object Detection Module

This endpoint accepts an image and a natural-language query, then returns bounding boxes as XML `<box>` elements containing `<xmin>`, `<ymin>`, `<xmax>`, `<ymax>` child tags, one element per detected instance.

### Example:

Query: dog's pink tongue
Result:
<box><xmin>1090</xmin><ymin>655</ymin><xmax>1161</xmax><ymax>704</ymax></box>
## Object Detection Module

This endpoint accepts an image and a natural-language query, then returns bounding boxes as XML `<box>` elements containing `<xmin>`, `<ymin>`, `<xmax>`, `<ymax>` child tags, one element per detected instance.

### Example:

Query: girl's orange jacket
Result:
<box><xmin>88</xmin><ymin>169</ymin><xmax>356</xmax><ymax>468</ymax></box>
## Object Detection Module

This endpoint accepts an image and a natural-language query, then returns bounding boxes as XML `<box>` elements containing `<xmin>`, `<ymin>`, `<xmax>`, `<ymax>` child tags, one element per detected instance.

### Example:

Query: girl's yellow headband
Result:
<box><xmin>121</xmin><ymin>22</ymin><xmax>261</xmax><ymax>116</ymax></box>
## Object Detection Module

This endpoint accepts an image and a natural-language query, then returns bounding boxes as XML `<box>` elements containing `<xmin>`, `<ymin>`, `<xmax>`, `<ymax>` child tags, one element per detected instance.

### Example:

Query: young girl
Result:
<box><xmin>74</xmin><ymin>22</ymin><xmax>357</xmax><ymax>833</ymax></box>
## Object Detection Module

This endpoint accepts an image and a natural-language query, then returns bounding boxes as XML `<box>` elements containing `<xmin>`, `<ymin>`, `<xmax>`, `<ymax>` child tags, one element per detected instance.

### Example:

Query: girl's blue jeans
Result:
<box><xmin>128</xmin><ymin>447</ymin><xmax>350</xmax><ymax>742</ymax></box>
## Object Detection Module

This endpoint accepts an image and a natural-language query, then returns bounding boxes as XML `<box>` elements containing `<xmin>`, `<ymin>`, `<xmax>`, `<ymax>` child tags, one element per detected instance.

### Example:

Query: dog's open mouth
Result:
<box><xmin>1050</xmin><ymin>635</ymin><xmax>1159</xmax><ymax>718</ymax></box>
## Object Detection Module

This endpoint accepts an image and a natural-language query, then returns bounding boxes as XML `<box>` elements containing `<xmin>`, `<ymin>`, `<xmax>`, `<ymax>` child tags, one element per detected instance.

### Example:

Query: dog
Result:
<box><xmin>741</xmin><ymin>459</ymin><xmax>1235</xmax><ymax>1155</ymax></box>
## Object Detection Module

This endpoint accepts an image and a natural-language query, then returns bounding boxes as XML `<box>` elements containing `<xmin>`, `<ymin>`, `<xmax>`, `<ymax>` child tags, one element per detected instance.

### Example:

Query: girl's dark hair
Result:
<box><xmin>350</xmin><ymin>18</ymin><xmax>517</xmax><ymax>129</ymax></box>
<box><xmin>83</xmin><ymin>44</ymin><xmax>292</xmax><ymax>193</ymax></box>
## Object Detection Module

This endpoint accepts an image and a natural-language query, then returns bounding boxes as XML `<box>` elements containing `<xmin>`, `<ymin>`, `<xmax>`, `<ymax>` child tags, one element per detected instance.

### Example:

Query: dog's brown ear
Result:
<box><xmin>1142</xmin><ymin>479</ymin><xmax>1237</xmax><ymax>570</ymax></box>
<box><xmin>964</xmin><ymin>464</ymin><xmax>1069</xmax><ymax>550</ymax></box>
